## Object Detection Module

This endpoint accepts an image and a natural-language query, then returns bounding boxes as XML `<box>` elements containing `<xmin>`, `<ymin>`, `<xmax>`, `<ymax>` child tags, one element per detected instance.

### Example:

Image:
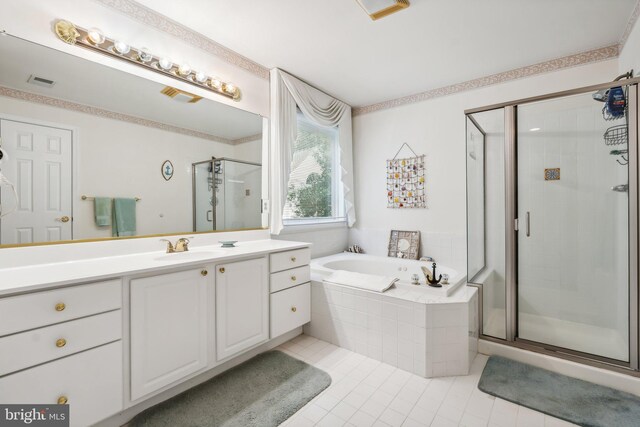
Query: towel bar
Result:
<box><xmin>81</xmin><ymin>195</ymin><xmax>141</xmax><ymax>202</ymax></box>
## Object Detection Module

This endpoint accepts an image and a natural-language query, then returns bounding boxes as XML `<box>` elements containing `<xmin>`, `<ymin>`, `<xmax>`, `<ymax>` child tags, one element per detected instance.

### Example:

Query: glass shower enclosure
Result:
<box><xmin>192</xmin><ymin>158</ymin><xmax>262</xmax><ymax>232</ymax></box>
<box><xmin>466</xmin><ymin>78</ymin><xmax>639</xmax><ymax>371</ymax></box>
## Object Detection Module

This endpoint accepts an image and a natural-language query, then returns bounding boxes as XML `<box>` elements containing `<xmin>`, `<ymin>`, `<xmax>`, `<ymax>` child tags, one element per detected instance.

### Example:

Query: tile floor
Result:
<box><xmin>277</xmin><ymin>334</ymin><xmax>577</xmax><ymax>427</ymax></box>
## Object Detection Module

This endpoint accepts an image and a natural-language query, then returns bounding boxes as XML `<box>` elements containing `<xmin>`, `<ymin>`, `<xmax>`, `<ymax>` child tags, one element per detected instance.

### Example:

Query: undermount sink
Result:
<box><xmin>153</xmin><ymin>251</ymin><xmax>221</xmax><ymax>262</ymax></box>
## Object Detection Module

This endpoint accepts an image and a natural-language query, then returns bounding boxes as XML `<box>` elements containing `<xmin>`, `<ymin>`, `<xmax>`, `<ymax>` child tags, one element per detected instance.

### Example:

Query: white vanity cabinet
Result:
<box><xmin>216</xmin><ymin>257</ymin><xmax>269</xmax><ymax>361</ymax></box>
<box><xmin>1</xmin><ymin>239</ymin><xmax>311</xmax><ymax>426</ymax></box>
<box><xmin>0</xmin><ymin>280</ymin><xmax>123</xmax><ymax>427</ymax></box>
<box><xmin>130</xmin><ymin>267</ymin><xmax>210</xmax><ymax>401</ymax></box>
<box><xmin>269</xmin><ymin>249</ymin><xmax>312</xmax><ymax>338</ymax></box>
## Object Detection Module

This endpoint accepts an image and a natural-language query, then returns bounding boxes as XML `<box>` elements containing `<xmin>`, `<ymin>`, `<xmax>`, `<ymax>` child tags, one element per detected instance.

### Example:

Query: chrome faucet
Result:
<box><xmin>160</xmin><ymin>237</ymin><xmax>191</xmax><ymax>253</ymax></box>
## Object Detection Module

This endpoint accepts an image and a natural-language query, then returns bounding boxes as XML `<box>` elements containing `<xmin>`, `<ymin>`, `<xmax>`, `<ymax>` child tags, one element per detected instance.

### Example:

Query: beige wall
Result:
<box><xmin>350</xmin><ymin>59</ymin><xmax>619</xmax><ymax>270</ymax></box>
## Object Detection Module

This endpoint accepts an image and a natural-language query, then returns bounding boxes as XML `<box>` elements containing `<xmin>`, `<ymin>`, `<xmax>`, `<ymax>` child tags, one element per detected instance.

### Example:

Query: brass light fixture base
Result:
<box><xmin>356</xmin><ymin>0</ymin><xmax>410</xmax><ymax>21</ymax></box>
<box><xmin>52</xmin><ymin>19</ymin><xmax>241</xmax><ymax>101</ymax></box>
<box><xmin>54</xmin><ymin>20</ymin><xmax>80</xmax><ymax>45</ymax></box>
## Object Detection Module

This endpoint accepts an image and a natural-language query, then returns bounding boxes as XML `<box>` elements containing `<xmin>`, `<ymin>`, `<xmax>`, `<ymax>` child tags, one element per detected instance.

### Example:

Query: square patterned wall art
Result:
<box><xmin>387</xmin><ymin>154</ymin><xmax>426</xmax><ymax>208</ymax></box>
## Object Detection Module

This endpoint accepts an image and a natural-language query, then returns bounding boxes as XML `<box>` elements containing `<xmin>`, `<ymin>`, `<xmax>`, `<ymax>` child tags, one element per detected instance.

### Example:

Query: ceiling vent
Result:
<box><xmin>27</xmin><ymin>75</ymin><xmax>56</xmax><ymax>88</ymax></box>
<box><xmin>160</xmin><ymin>86</ymin><xmax>203</xmax><ymax>103</ymax></box>
<box><xmin>355</xmin><ymin>0</ymin><xmax>409</xmax><ymax>20</ymax></box>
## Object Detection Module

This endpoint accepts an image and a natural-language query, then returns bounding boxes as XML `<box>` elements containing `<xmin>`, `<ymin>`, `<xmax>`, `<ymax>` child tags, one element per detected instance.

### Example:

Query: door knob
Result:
<box><xmin>56</xmin><ymin>216</ymin><xmax>70</xmax><ymax>223</ymax></box>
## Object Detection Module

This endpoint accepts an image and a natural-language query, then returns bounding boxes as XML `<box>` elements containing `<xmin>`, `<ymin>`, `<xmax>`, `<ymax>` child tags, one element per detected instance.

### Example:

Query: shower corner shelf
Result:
<box><xmin>604</xmin><ymin>124</ymin><xmax>628</xmax><ymax>146</ymax></box>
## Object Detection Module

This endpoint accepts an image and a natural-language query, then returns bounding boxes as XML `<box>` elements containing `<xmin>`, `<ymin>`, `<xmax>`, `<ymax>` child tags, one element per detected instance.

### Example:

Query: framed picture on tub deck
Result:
<box><xmin>388</xmin><ymin>230</ymin><xmax>420</xmax><ymax>259</ymax></box>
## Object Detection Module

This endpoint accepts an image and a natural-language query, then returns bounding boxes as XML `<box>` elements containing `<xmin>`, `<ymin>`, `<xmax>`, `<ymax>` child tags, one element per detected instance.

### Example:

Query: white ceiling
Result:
<box><xmin>0</xmin><ymin>35</ymin><xmax>263</xmax><ymax>140</ymax></box>
<box><xmin>136</xmin><ymin>0</ymin><xmax>637</xmax><ymax>107</ymax></box>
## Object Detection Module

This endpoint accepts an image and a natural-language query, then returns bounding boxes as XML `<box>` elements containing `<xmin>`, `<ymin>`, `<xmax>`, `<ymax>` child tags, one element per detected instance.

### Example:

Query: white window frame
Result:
<box><xmin>283</xmin><ymin>112</ymin><xmax>345</xmax><ymax>228</ymax></box>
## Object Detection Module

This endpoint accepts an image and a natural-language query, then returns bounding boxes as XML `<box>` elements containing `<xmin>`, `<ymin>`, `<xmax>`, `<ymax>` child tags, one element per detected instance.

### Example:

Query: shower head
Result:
<box><xmin>592</xmin><ymin>88</ymin><xmax>608</xmax><ymax>102</ymax></box>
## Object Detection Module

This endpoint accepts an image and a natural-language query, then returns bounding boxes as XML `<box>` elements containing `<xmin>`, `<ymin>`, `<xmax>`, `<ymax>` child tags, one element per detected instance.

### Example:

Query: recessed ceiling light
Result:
<box><xmin>355</xmin><ymin>0</ymin><xmax>409</xmax><ymax>20</ymax></box>
<box><xmin>530</xmin><ymin>127</ymin><xmax>541</xmax><ymax>132</ymax></box>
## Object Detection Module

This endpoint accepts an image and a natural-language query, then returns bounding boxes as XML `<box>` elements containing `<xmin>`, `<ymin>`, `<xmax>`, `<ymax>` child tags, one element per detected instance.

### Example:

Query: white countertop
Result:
<box><xmin>0</xmin><ymin>239</ymin><xmax>310</xmax><ymax>297</ymax></box>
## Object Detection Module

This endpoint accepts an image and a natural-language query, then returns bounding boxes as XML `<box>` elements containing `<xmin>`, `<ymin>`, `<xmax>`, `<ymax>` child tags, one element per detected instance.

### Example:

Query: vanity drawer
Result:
<box><xmin>270</xmin><ymin>248</ymin><xmax>311</xmax><ymax>273</ymax></box>
<box><xmin>0</xmin><ymin>309</ymin><xmax>121</xmax><ymax>376</ymax></box>
<box><xmin>0</xmin><ymin>279</ymin><xmax>122</xmax><ymax>337</ymax></box>
<box><xmin>0</xmin><ymin>341</ymin><xmax>123</xmax><ymax>427</ymax></box>
<box><xmin>270</xmin><ymin>265</ymin><xmax>310</xmax><ymax>293</ymax></box>
<box><xmin>270</xmin><ymin>283</ymin><xmax>310</xmax><ymax>338</ymax></box>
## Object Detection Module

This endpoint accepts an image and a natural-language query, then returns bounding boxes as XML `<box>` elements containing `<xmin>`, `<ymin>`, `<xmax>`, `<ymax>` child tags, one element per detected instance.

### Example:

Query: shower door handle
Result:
<box><xmin>526</xmin><ymin>212</ymin><xmax>530</xmax><ymax>237</ymax></box>
<box><xmin>207</xmin><ymin>210</ymin><xmax>213</xmax><ymax>222</ymax></box>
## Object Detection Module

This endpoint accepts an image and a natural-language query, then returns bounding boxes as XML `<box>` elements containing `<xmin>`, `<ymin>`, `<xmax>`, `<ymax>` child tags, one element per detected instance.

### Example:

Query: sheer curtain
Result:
<box><xmin>269</xmin><ymin>68</ymin><xmax>355</xmax><ymax>234</ymax></box>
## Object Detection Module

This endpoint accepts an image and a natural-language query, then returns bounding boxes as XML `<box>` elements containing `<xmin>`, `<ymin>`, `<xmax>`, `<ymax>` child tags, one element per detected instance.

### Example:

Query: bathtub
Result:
<box><xmin>311</xmin><ymin>252</ymin><xmax>466</xmax><ymax>297</ymax></box>
<box><xmin>305</xmin><ymin>252</ymin><xmax>478</xmax><ymax>378</ymax></box>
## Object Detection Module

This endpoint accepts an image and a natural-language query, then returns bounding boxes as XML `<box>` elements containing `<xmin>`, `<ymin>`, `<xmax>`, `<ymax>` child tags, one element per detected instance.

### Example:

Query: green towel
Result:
<box><xmin>112</xmin><ymin>198</ymin><xmax>137</xmax><ymax>237</ymax></box>
<box><xmin>94</xmin><ymin>197</ymin><xmax>112</xmax><ymax>227</ymax></box>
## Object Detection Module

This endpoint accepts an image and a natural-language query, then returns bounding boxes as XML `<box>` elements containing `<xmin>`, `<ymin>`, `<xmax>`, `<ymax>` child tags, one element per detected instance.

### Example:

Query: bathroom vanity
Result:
<box><xmin>0</xmin><ymin>239</ymin><xmax>311</xmax><ymax>427</ymax></box>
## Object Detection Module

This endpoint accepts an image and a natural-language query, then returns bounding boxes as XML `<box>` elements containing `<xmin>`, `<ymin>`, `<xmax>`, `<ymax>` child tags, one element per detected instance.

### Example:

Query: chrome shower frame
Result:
<box><xmin>466</xmin><ymin>77</ymin><xmax>640</xmax><ymax>375</ymax></box>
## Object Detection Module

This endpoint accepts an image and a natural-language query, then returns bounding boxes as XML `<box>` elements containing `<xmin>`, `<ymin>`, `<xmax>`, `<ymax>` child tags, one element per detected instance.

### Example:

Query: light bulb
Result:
<box><xmin>178</xmin><ymin>63</ymin><xmax>192</xmax><ymax>76</ymax></box>
<box><xmin>158</xmin><ymin>57</ymin><xmax>173</xmax><ymax>71</ymax></box>
<box><xmin>87</xmin><ymin>28</ymin><xmax>105</xmax><ymax>45</ymax></box>
<box><xmin>137</xmin><ymin>47</ymin><xmax>152</xmax><ymax>63</ymax></box>
<box><xmin>210</xmin><ymin>78</ymin><xmax>222</xmax><ymax>90</ymax></box>
<box><xmin>194</xmin><ymin>71</ymin><xmax>208</xmax><ymax>83</ymax></box>
<box><xmin>224</xmin><ymin>83</ymin><xmax>236</xmax><ymax>94</ymax></box>
<box><xmin>113</xmin><ymin>40</ymin><xmax>130</xmax><ymax>55</ymax></box>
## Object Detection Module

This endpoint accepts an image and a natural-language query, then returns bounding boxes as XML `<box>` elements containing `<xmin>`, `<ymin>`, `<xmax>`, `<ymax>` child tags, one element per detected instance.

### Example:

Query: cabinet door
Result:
<box><xmin>216</xmin><ymin>257</ymin><xmax>268</xmax><ymax>361</ymax></box>
<box><xmin>130</xmin><ymin>268</ymin><xmax>209</xmax><ymax>401</ymax></box>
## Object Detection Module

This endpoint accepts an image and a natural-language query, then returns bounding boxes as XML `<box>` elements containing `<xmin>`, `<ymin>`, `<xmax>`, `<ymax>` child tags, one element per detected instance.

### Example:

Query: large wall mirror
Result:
<box><xmin>0</xmin><ymin>35</ymin><xmax>266</xmax><ymax>247</ymax></box>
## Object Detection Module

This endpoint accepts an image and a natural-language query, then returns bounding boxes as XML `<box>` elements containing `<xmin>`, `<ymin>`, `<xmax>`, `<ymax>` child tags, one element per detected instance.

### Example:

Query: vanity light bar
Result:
<box><xmin>53</xmin><ymin>20</ymin><xmax>241</xmax><ymax>101</ymax></box>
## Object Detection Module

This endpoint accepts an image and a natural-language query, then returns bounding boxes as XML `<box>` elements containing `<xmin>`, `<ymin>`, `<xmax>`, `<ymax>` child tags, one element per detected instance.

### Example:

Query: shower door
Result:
<box><xmin>516</xmin><ymin>86</ymin><xmax>635</xmax><ymax>362</ymax></box>
<box><xmin>192</xmin><ymin>158</ymin><xmax>262</xmax><ymax>232</ymax></box>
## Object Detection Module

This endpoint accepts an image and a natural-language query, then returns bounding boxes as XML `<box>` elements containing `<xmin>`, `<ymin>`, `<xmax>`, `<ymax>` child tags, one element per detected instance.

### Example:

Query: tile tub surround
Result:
<box><xmin>304</xmin><ymin>280</ymin><xmax>478</xmax><ymax>378</ymax></box>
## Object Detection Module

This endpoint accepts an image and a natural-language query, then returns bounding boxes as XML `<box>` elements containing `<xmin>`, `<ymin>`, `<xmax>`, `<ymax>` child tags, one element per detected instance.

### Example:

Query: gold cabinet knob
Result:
<box><xmin>56</xmin><ymin>338</ymin><xmax>67</xmax><ymax>348</ymax></box>
<box><xmin>290</xmin><ymin>256</ymin><xmax>297</xmax><ymax>262</ymax></box>
<box><xmin>55</xmin><ymin>302</ymin><xmax>66</xmax><ymax>312</ymax></box>
<box><xmin>56</xmin><ymin>216</ymin><xmax>70</xmax><ymax>223</ymax></box>
<box><xmin>291</xmin><ymin>276</ymin><xmax>297</xmax><ymax>281</ymax></box>
<box><xmin>201</xmin><ymin>270</ymin><xmax>208</xmax><ymax>276</ymax></box>
<box><xmin>57</xmin><ymin>396</ymin><xmax>68</xmax><ymax>405</ymax></box>
<box><xmin>291</xmin><ymin>306</ymin><xmax>297</xmax><ymax>313</ymax></box>
<box><xmin>219</xmin><ymin>267</ymin><xmax>225</xmax><ymax>273</ymax></box>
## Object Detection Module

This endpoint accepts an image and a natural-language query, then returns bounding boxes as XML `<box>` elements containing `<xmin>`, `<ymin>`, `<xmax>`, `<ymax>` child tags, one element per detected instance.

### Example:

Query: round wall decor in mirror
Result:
<box><xmin>161</xmin><ymin>160</ymin><xmax>174</xmax><ymax>181</ymax></box>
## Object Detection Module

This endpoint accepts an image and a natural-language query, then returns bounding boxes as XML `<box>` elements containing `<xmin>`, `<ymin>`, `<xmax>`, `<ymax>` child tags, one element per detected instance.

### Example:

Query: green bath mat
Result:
<box><xmin>478</xmin><ymin>356</ymin><xmax>640</xmax><ymax>427</ymax></box>
<box><xmin>128</xmin><ymin>350</ymin><xmax>331</xmax><ymax>427</ymax></box>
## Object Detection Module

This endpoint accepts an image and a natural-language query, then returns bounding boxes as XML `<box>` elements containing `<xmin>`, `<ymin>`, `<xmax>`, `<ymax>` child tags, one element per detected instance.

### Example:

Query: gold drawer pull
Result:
<box><xmin>55</xmin><ymin>303</ymin><xmax>66</xmax><ymax>312</ymax></box>
<box><xmin>290</xmin><ymin>256</ymin><xmax>296</xmax><ymax>262</ymax></box>
<box><xmin>291</xmin><ymin>276</ymin><xmax>297</xmax><ymax>281</ymax></box>
<box><xmin>201</xmin><ymin>269</ymin><xmax>208</xmax><ymax>276</ymax></box>
<box><xmin>291</xmin><ymin>306</ymin><xmax>297</xmax><ymax>313</ymax></box>
<box><xmin>57</xmin><ymin>396</ymin><xmax>68</xmax><ymax>405</ymax></box>
<box><xmin>219</xmin><ymin>267</ymin><xmax>225</xmax><ymax>273</ymax></box>
<box><xmin>56</xmin><ymin>338</ymin><xmax>67</xmax><ymax>348</ymax></box>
